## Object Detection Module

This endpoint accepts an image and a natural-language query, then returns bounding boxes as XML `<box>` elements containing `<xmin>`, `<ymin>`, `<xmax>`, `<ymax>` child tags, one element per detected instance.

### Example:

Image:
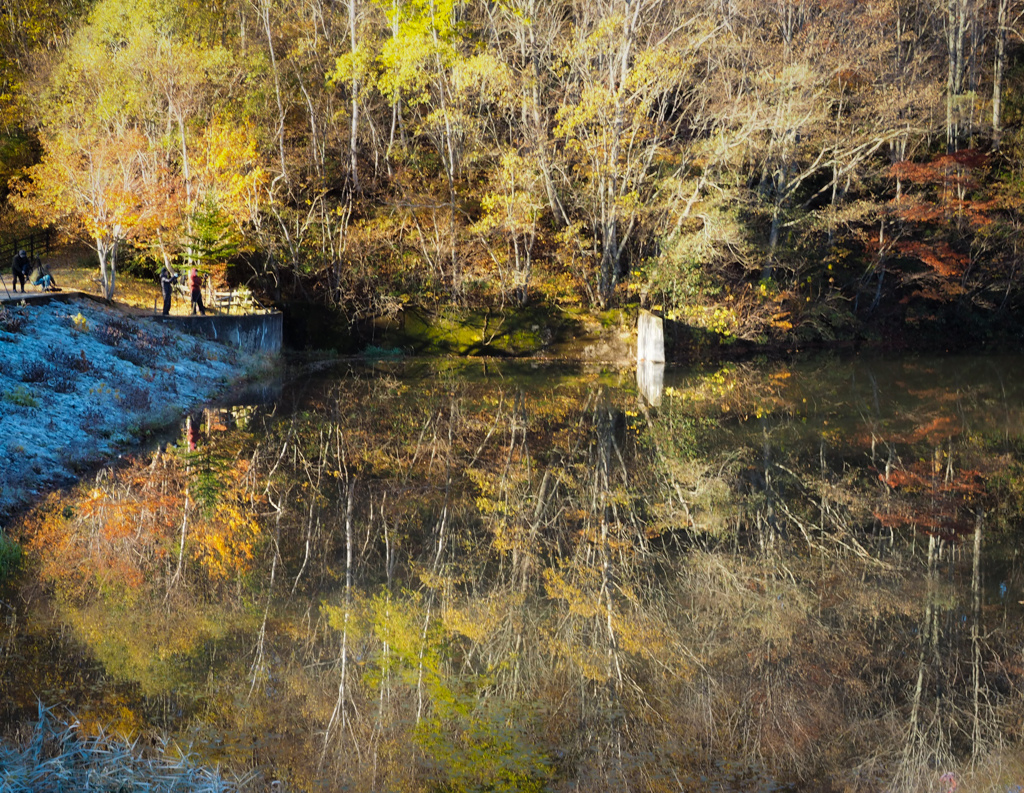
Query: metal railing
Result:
<box><xmin>1</xmin><ymin>230</ymin><xmax>53</xmax><ymax>267</ymax></box>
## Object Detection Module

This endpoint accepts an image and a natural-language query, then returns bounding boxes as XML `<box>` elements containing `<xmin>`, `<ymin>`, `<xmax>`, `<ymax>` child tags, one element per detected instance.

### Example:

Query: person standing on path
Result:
<box><xmin>189</xmin><ymin>267</ymin><xmax>206</xmax><ymax>315</ymax></box>
<box><xmin>159</xmin><ymin>266</ymin><xmax>179</xmax><ymax>315</ymax></box>
<box><xmin>10</xmin><ymin>249</ymin><xmax>28</xmax><ymax>292</ymax></box>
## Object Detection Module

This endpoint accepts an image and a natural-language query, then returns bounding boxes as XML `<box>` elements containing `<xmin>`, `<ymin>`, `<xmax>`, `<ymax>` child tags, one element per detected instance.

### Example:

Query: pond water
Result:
<box><xmin>3</xmin><ymin>353</ymin><xmax>1024</xmax><ymax>793</ymax></box>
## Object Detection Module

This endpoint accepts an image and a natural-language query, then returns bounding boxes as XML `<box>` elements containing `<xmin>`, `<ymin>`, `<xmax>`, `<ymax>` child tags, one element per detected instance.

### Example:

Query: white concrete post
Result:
<box><xmin>637</xmin><ymin>309</ymin><xmax>665</xmax><ymax>406</ymax></box>
<box><xmin>637</xmin><ymin>309</ymin><xmax>665</xmax><ymax>362</ymax></box>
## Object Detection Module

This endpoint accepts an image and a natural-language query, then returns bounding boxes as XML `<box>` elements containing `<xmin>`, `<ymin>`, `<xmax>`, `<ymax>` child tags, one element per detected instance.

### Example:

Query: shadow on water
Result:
<box><xmin>5</xmin><ymin>353</ymin><xmax>1024</xmax><ymax>792</ymax></box>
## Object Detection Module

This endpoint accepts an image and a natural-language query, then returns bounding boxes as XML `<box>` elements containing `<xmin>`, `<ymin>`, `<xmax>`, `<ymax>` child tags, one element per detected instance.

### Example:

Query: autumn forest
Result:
<box><xmin>0</xmin><ymin>0</ymin><xmax>1023</xmax><ymax>346</ymax></box>
<box><xmin>6</xmin><ymin>2</ymin><xmax>1024</xmax><ymax>793</ymax></box>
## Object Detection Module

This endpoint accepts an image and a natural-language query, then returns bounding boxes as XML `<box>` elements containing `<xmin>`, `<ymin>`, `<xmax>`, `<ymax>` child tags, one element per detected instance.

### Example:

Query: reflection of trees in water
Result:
<box><xmin>623</xmin><ymin>359</ymin><xmax>1024</xmax><ymax>791</ymax></box>
<box><xmin>645</xmin><ymin>359</ymin><xmax>1024</xmax><ymax>792</ymax></box>
<box><xmin>11</xmin><ymin>361</ymin><xmax>1024</xmax><ymax>792</ymax></box>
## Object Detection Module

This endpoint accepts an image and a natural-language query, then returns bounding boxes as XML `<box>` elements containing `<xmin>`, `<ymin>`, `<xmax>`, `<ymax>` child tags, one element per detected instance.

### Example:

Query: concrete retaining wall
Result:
<box><xmin>0</xmin><ymin>289</ymin><xmax>282</xmax><ymax>353</ymax></box>
<box><xmin>154</xmin><ymin>312</ymin><xmax>283</xmax><ymax>353</ymax></box>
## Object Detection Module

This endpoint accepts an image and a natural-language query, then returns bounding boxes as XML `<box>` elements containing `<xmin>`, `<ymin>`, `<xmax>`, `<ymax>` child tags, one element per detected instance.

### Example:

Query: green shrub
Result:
<box><xmin>3</xmin><ymin>385</ymin><xmax>37</xmax><ymax>407</ymax></box>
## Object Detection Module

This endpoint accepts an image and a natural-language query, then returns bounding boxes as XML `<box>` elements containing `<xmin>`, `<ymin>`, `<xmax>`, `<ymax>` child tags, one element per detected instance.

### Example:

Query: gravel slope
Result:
<box><xmin>0</xmin><ymin>296</ymin><xmax>259</xmax><ymax>520</ymax></box>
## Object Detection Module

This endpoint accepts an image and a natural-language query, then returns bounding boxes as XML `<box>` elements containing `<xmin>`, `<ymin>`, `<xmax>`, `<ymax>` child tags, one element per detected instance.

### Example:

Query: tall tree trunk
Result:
<box><xmin>97</xmin><ymin>236</ymin><xmax>118</xmax><ymax>299</ymax></box>
<box><xmin>526</xmin><ymin>0</ymin><xmax>566</xmax><ymax>226</ymax></box>
<box><xmin>992</xmin><ymin>0</ymin><xmax>1008</xmax><ymax>148</ymax></box>
<box><xmin>597</xmin><ymin>0</ymin><xmax>642</xmax><ymax>307</ymax></box>
<box><xmin>945</xmin><ymin>0</ymin><xmax>971</xmax><ymax>151</ymax></box>
<box><xmin>255</xmin><ymin>0</ymin><xmax>291</xmax><ymax>193</ymax></box>
<box><xmin>348</xmin><ymin>0</ymin><xmax>360</xmax><ymax>193</ymax></box>
<box><xmin>427</xmin><ymin>0</ymin><xmax>461</xmax><ymax>297</ymax></box>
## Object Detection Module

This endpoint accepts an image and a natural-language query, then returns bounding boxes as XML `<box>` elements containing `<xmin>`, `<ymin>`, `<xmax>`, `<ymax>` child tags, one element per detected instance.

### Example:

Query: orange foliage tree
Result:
<box><xmin>885</xmin><ymin>150</ymin><xmax>1011</xmax><ymax>310</ymax></box>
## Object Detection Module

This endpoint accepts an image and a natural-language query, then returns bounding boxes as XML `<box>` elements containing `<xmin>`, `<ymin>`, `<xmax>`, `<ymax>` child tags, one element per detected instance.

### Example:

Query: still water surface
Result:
<box><xmin>3</xmin><ymin>353</ymin><xmax>1024</xmax><ymax>792</ymax></box>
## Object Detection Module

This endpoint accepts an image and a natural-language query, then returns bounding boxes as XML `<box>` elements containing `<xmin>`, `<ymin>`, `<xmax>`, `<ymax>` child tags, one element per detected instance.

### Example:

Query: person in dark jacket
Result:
<box><xmin>159</xmin><ymin>266</ymin><xmax>179</xmax><ymax>315</ymax></box>
<box><xmin>10</xmin><ymin>249</ymin><xmax>28</xmax><ymax>293</ymax></box>
<box><xmin>188</xmin><ymin>267</ymin><xmax>206</xmax><ymax>316</ymax></box>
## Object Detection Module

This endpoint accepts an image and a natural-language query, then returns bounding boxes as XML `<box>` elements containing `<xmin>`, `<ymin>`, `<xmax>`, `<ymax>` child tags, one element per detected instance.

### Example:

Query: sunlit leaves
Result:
<box><xmin>11</xmin><ymin>125</ymin><xmax>181</xmax><ymax>297</ymax></box>
<box><xmin>16</xmin><ymin>0</ymin><xmax>261</xmax><ymax>296</ymax></box>
<box><xmin>374</xmin><ymin>0</ymin><xmax>460</xmax><ymax>107</ymax></box>
<box><xmin>552</xmin><ymin>5</ymin><xmax>698</xmax><ymax>304</ymax></box>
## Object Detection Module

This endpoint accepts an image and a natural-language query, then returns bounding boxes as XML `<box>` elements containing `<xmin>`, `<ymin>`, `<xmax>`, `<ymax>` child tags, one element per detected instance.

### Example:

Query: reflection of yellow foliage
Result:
<box><xmin>543</xmin><ymin>567</ymin><xmax>602</xmax><ymax>619</ymax></box>
<box><xmin>76</xmin><ymin>693</ymin><xmax>146</xmax><ymax>739</ymax></box>
<box><xmin>192</xmin><ymin>501</ymin><xmax>261</xmax><ymax>580</ymax></box>
<box><xmin>63</xmin><ymin>600</ymin><xmax>249</xmax><ymax>697</ymax></box>
<box><xmin>612</xmin><ymin>611</ymin><xmax>693</xmax><ymax>678</ymax></box>
<box><xmin>444</xmin><ymin>592</ymin><xmax>524</xmax><ymax>645</ymax></box>
<box><xmin>490</xmin><ymin>520</ymin><xmax>526</xmax><ymax>553</ymax></box>
<box><xmin>544</xmin><ymin>634</ymin><xmax>609</xmax><ymax>682</ymax></box>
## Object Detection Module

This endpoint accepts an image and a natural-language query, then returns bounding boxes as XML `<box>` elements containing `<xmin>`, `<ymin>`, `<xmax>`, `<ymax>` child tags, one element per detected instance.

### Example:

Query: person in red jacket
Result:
<box><xmin>188</xmin><ymin>267</ymin><xmax>206</xmax><ymax>315</ymax></box>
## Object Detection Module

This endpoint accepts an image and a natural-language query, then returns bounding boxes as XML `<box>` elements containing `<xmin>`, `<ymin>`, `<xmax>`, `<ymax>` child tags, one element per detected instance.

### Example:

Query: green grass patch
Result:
<box><xmin>3</xmin><ymin>386</ymin><xmax>38</xmax><ymax>408</ymax></box>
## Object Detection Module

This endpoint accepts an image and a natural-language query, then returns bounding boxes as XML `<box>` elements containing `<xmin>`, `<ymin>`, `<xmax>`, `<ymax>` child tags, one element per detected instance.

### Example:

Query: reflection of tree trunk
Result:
<box><xmin>971</xmin><ymin>510</ymin><xmax>983</xmax><ymax>754</ymax></box>
<box><xmin>415</xmin><ymin>602</ymin><xmax>432</xmax><ymax>724</ymax></box>
<box><xmin>416</xmin><ymin>411</ymin><xmax>453</xmax><ymax>723</ymax></box>
<box><xmin>292</xmin><ymin>504</ymin><xmax>315</xmax><ymax>592</ymax></box>
<box><xmin>594</xmin><ymin>398</ymin><xmax>624</xmax><ymax>687</ymax></box>
<box><xmin>170</xmin><ymin>491</ymin><xmax>189</xmax><ymax>590</ymax></box>
<box><xmin>909</xmin><ymin>534</ymin><xmax>938</xmax><ymax>736</ymax></box>
<box><xmin>761</xmin><ymin>421</ymin><xmax>777</xmax><ymax>552</ymax></box>
<box><xmin>376</xmin><ymin>519</ymin><xmax>392</xmax><ymax>725</ymax></box>
<box><xmin>523</xmin><ymin>468</ymin><xmax>553</xmax><ymax>592</ymax></box>
<box><xmin>323</xmin><ymin>470</ymin><xmax>356</xmax><ymax>758</ymax></box>
<box><xmin>819</xmin><ymin>438</ymin><xmax>828</xmax><ymax>531</ymax></box>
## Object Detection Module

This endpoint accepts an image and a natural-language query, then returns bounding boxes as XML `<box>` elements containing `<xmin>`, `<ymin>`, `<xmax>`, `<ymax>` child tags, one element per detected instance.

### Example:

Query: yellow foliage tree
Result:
<box><xmin>12</xmin><ymin>126</ymin><xmax>179</xmax><ymax>298</ymax></box>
